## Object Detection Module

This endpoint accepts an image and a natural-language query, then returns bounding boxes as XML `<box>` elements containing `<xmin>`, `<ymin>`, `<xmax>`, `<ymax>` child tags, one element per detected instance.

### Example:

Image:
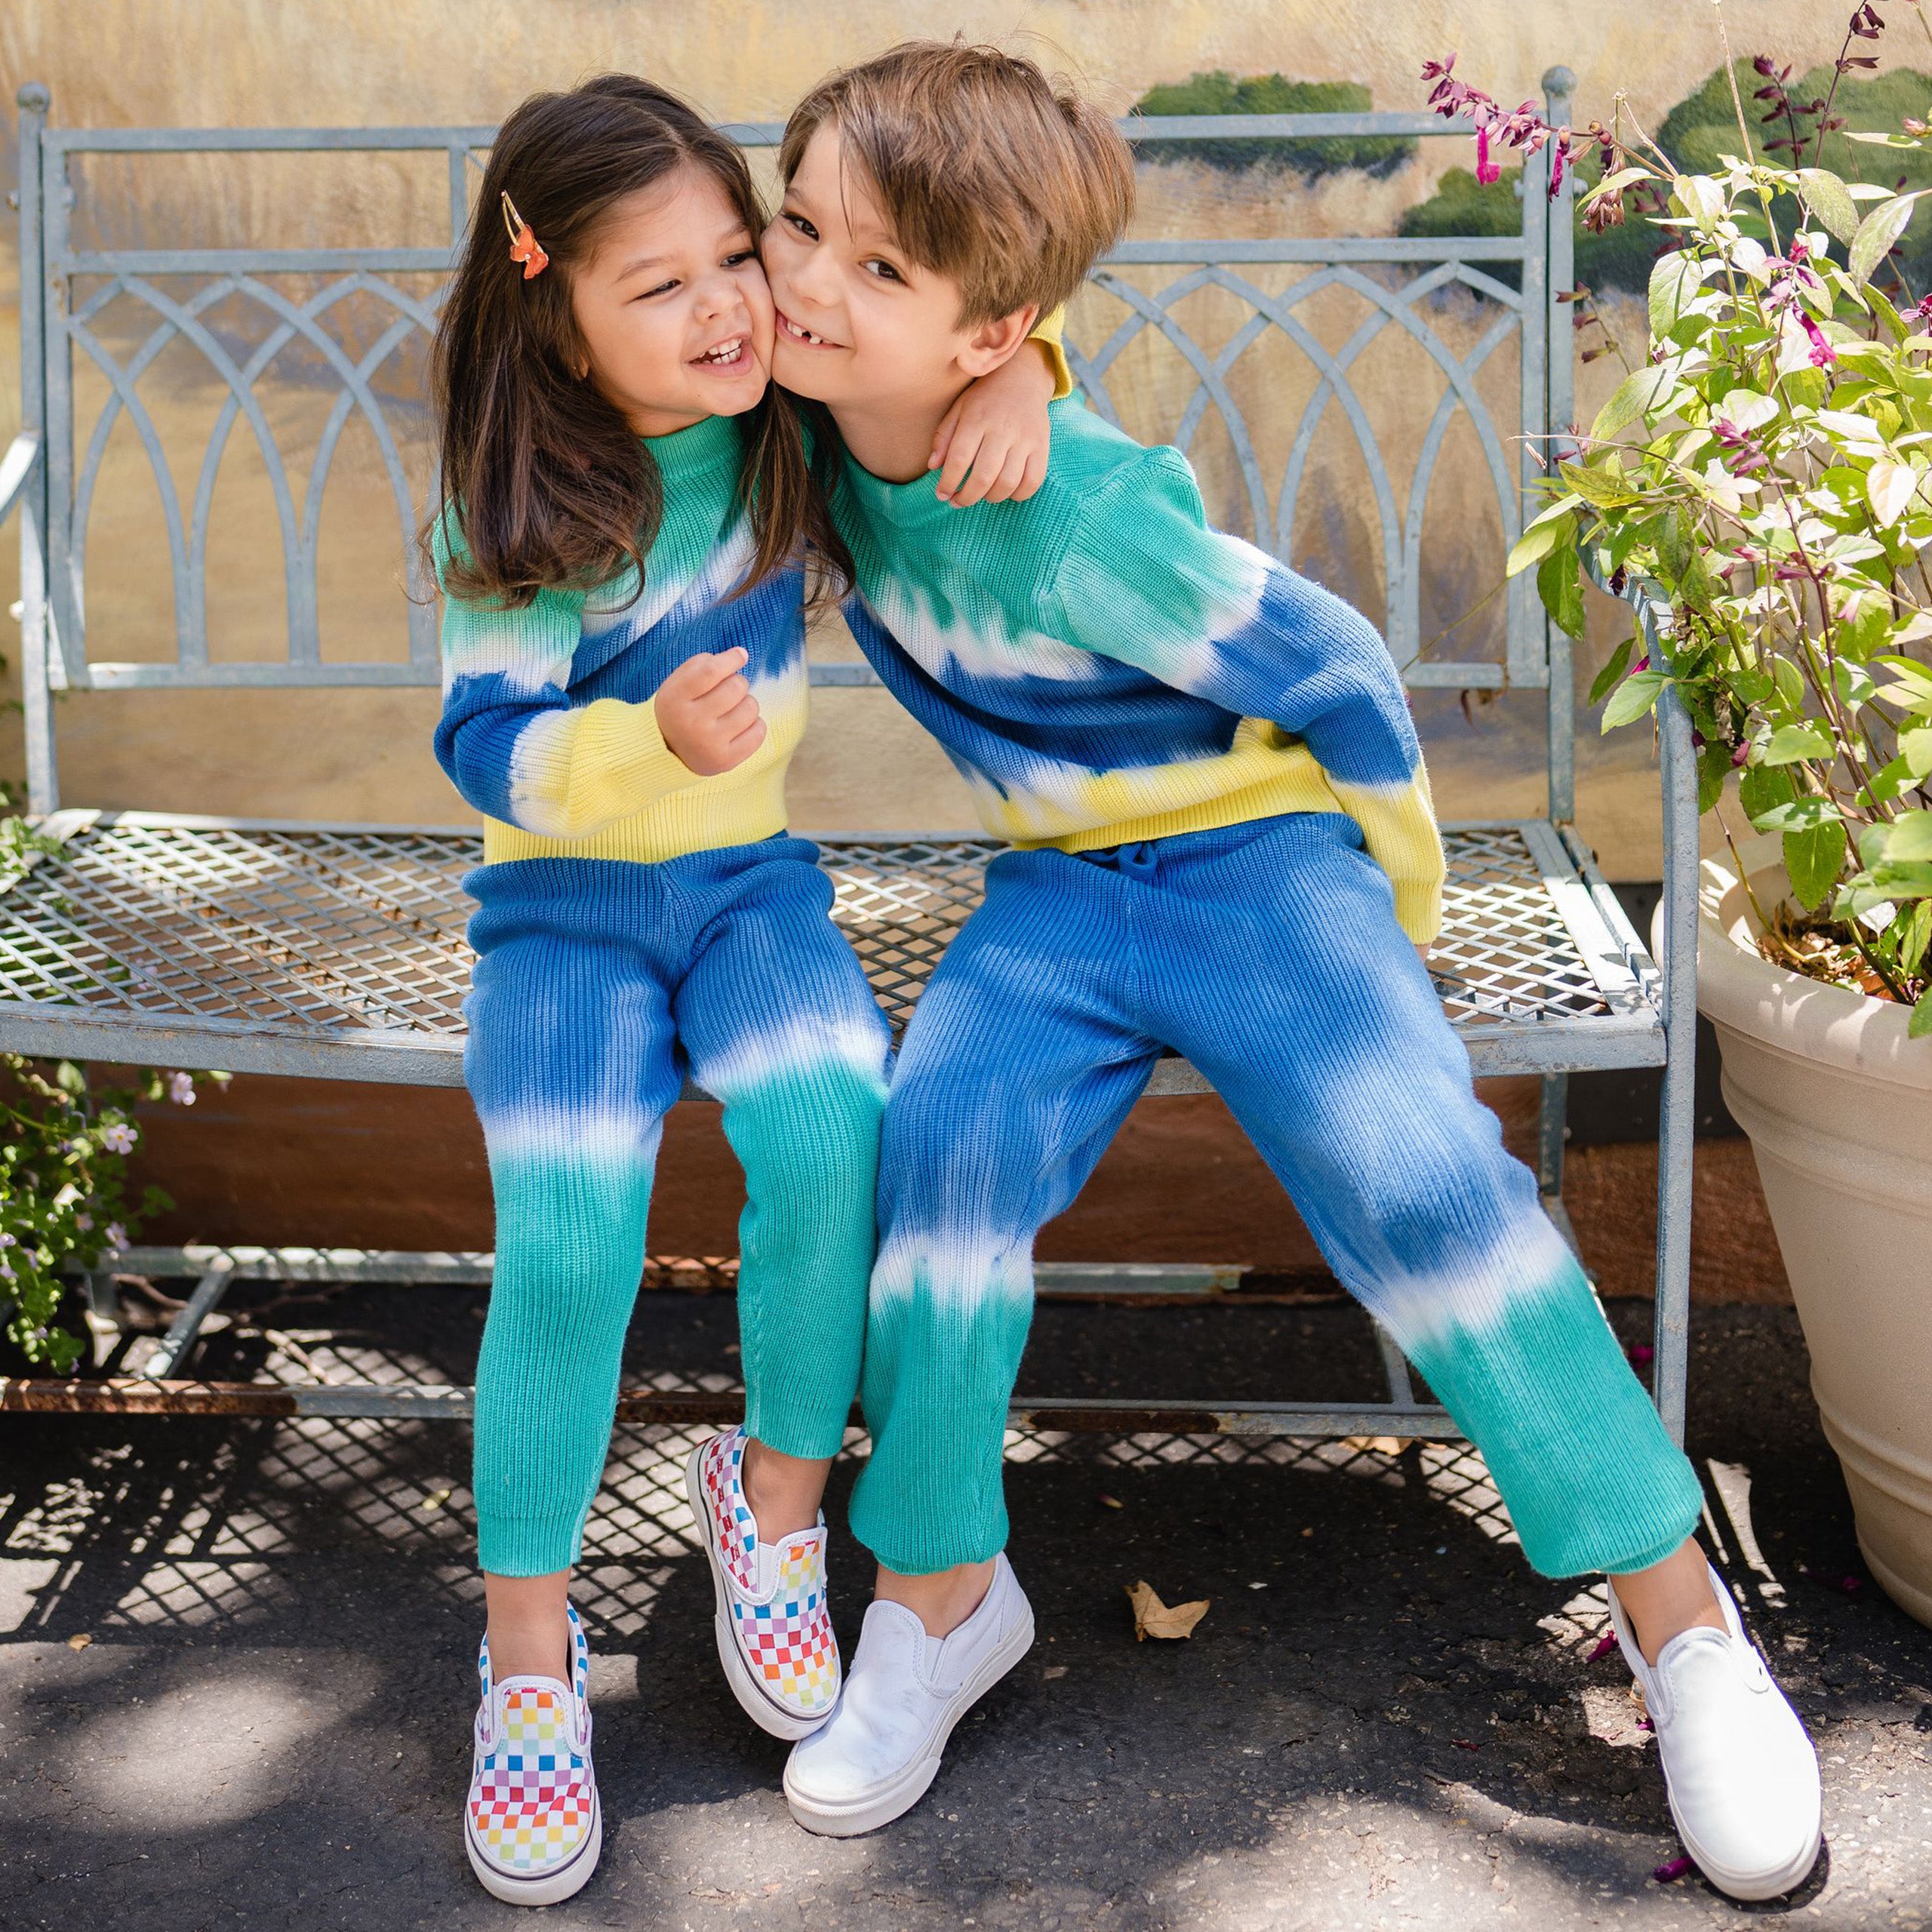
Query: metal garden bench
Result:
<box><xmin>0</xmin><ymin>73</ymin><xmax>1700</xmax><ymax>1448</ymax></box>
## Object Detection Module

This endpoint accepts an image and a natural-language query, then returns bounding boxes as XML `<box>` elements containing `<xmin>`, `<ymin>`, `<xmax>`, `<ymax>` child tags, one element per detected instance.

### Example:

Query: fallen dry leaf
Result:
<box><xmin>1343</xmin><ymin>1435</ymin><xmax>1402</xmax><ymax>1455</ymax></box>
<box><xmin>1127</xmin><ymin>1580</ymin><xmax>1210</xmax><ymax>1642</ymax></box>
<box><xmin>67</xmin><ymin>1633</ymin><xmax>91</xmax><ymax>1651</ymax></box>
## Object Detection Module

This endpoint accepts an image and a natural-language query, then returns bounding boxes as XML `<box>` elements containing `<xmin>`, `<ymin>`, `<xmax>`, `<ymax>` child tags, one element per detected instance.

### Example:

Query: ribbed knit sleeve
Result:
<box><xmin>431</xmin><ymin>515</ymin><xmax>695</xmax><ymax>840</ymax></box>
<box><xmin>1048</xmin><ymin>449</ymin><xmax>1445</xmax><ymax>943</ymax></box>
<box><xmin>1029</xmin><ymin>306</ymin><xmax>1074</xmax><ymax>402</ymax></box>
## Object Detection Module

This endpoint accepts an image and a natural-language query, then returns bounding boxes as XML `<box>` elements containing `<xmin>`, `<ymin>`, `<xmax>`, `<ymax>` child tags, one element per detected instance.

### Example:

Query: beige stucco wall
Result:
<box><xmin>0</xmin><ymin>1</ymin><xmax>1854</xmax><ymax>873</ymax></box>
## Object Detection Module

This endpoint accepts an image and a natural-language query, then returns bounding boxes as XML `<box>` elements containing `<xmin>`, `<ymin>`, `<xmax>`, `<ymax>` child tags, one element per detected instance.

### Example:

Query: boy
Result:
<box><xmin>761</xmin><ymin>42</ymin><xmax>1821</xmax><ymax>1899</ymax></box>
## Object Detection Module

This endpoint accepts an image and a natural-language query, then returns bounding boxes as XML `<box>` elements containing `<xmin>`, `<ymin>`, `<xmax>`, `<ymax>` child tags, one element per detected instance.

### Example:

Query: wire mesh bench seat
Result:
<box><xmin>0</xmin><ymin>810</ymin><xmax>1663</xmax><ymax>1086</ymax></box>
<box><xmin>0</xmin><ymin>75</ymin><xmax>1701</xmax><ymax>1452</ymax></box>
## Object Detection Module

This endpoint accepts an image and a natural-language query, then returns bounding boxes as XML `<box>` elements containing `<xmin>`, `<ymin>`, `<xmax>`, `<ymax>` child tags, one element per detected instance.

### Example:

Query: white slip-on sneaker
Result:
<box><xmin>687</xmin><ymin>1426</ymin><xmax>841</xmax><ymax>1740</ymax></box>
<box><xmin>463</xmin><ymin>1601</ymin><xmax>602</xmax><ymax>1906</ymax></box>
<box><xmin>783</xmin><ymin>1552</ymin><xmax>1035</xmax><ymax>1837</ymax></box>
<box><xmin>1607</xmin><ymin>1560</ymin><xmax>1821</xmax><ymax>1900</ymax></box>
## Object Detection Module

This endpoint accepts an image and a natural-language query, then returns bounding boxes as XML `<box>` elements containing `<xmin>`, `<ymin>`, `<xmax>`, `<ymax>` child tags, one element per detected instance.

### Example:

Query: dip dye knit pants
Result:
<box><xmin>849</xmin><ymin>811</ymin><xmax>1702</xmax><ymax>1581</ymax></box>
<box><xmin>463</xmin><ymin>840</ymin><xmax>891</xmax><ymax>1577</ymax></box>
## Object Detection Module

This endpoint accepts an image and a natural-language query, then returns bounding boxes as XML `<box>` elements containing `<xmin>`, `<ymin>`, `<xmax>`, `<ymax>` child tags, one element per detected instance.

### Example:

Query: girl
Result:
<box><xmin>426</xmin><ymin>75</ymin><xmax>1057</xmax><ymax>1905</ymax></box>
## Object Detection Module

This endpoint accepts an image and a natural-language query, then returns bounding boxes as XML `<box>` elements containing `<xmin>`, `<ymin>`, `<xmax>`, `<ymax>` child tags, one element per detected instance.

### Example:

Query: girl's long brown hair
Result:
<box><xmin>426</xmin><ymin>74</ymin><xmax>848</xmax><ymax>608</ymax></box>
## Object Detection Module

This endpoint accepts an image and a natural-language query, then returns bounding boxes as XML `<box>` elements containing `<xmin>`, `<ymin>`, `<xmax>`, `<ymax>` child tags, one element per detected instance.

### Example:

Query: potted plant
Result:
<box><xmin>1432</xmin><ymin>15</ymin><xmax>1932</xmax><ymax>1620</ymax></box>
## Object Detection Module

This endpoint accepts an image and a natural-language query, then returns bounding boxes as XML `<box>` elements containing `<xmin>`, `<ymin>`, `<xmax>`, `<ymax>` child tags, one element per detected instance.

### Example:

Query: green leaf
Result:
<box><xmin>1761</xmin><ymin>722</ymin><xmax>1835</xmax><ymax>765</ymax></box>
<box><xmin>1601</xmin><ymin>669</ymin><xmax>1669</xmax><ymax>731</ymax></box>
<box><xmin>1868</xmin><ymin>460</ymin><xmax>1920</xmax><ymax>528</ymax></box>
<box><xmin>1589</xmin><ymin>634</ymin><xmax>1635</xmax><ymax>707</ymax></box>
<box><xmin>1698</xmin><ymin>738</ymin><xmax>1732</xmax><ymax>814</ymax></box>
<box><xmin>1912</xmin><ymin>983</ymin><xmax>1932</xmax><ymax>1038</ymax></box>
<box><xmin>1717</xmin><ymin>387</ymin><xmax>1778</xmax><ymax>432</ymax></box>
<box><xmin>1592</xmin><ymin>365</ymin><xmax>1683</xmax><ymax>443</ymax></box>
<box><xmin>1749</xmin><ymin>796</ymin><xmax>1844</xmax><ymax>833</ymax></box>
<box><xmin>1648</xmin><ymin>253</ymin><xmax>1700</xmax><ymax>340</ymax></box>
<box><xmin>1506</xmin><ymin>515</ymin><xmax>1564</xmax><ymax>577</ymax></box>
<box><xmin>1740</xmin><ymin>762</ymin><xmax>1797</xmax><ymax>820</ymax></box>
<box><xmin>1881</xmin><ymin>809</ymin><xmax>1932</xmax><ymax>863</ymax></box>
<box><xmin>1558</xmin><ymin>459</ymin><xmax>1636</xmax><ymax>507</ymax></box>
<box><xmin>1785</xmin><ymin>820</ymin><xmax>1848</xmax><ymax>912</ymax></box>
<box><xmin>1797</xmin><ymin>168</ymin><xmax>1861</xmax><ymax>248</ymax></box>
<box><xmin>1850</xmin><ymin>192</ymin><xmax>1926</xmax><ymax>289</ymax></box>
<box><xmin>1537</xmin><ymin>539</ymin><xmax>1587</xmax><ymax>641</ymax></box>
<box><xmin>1900</xmin><ymin>898</ymin><xmax>1932</xmax><ymax>976</ymax></box>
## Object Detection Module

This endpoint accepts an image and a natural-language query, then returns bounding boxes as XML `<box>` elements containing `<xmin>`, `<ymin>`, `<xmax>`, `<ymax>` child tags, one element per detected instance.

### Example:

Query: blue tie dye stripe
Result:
<box><xmin>849</xmin><ymin>811</ymin><xmax>1699</xmax><ymax>1580</ymax></box>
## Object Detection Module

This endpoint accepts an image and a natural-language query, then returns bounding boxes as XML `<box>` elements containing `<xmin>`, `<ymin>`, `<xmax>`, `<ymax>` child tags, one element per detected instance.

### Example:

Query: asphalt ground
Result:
<box><xmin>2</xmin><ymin>1287</ymin><xmax>1929</xmax><ymax>1930</ymax></box>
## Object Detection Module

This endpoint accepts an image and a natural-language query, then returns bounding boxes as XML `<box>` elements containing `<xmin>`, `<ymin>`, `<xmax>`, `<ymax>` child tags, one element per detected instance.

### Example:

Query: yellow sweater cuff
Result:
<box><xmin>1030</xmin><ymin>305</ymin><xmax>1074</xmax><ymax>401</ymax></box>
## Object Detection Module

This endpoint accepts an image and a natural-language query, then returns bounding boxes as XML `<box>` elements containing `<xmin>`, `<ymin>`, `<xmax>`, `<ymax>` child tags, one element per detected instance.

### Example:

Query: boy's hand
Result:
<box><xmin>929</xmin><ymin>338</ymin><xmax>1058</xmax><ymax>507</ymax></box>
<box><xmin>655</xmin><ymin>648</ymin><xmax>764</xmax><ymax>776</ymax></box>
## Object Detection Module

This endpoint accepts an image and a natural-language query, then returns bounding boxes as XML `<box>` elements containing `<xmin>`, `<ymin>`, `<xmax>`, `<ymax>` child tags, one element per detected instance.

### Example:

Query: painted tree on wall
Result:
<box><xmin>1131</xmin><ymin>74</ymin><xmax>1415</xmax><ymax>177</ymax></box>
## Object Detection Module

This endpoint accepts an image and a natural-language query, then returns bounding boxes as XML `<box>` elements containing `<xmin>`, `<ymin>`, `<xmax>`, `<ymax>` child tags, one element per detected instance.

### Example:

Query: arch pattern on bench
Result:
<box><xmin>2</xmin><ymin>78</ymin><xmax>1704</xmax><ymax>1449</ymax></box>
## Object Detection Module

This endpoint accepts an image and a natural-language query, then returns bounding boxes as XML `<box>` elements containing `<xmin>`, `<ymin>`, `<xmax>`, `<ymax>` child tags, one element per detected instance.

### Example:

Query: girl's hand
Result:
<box><xmin>655</xmin><ymin>648</ymin><xmax>765</xmax><ymax>775</ymax></box>
<box><xmin>929</xmin><ymin>339</ymin><xmax>1059</xmax><ymax>508</ymax></box>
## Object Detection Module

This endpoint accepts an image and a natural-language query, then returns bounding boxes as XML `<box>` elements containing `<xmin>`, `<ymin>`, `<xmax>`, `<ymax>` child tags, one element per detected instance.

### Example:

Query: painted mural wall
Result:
<box><xmin>0</xmin><ymin>2</ymin><xmax>1879</xmax><ymax>875</ymax></box>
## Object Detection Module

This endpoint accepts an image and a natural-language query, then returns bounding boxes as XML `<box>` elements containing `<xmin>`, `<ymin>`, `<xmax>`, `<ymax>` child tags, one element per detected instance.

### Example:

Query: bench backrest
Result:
<box><xmin>12</xmin><ymin>75</ymin><xmax>1579</xmax><ymax>819</ymax></box>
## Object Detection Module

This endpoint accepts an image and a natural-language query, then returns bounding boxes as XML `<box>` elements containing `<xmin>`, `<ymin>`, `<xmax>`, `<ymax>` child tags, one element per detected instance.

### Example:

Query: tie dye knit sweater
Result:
<box><xmin>432</xmin><ymin>411</ymin><xmax>803</xmax><ymax>865</ymax></box>
<box><xmin>835</xmin><ymin>398</ymin><xmax>1445</xmax><ymax>943</ymax></box>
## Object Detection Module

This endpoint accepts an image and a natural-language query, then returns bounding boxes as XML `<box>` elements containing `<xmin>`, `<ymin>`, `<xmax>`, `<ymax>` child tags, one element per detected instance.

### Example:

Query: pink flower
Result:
<box><xmin>1586</xmin><ymin>1632</ymin><xmax>1619</xmax><ymax>1663</ymax></box>
<box><xmin>1475</xmin><ymin>124</ymin><xmax>1500</xmax><ymax>185</ymax></box>
<box><xmin>1653</xmin><ymin>1855</ymin><xmax>1694</xmax><ymax>1884</ymax></box>
<box><xmin>105</xmin><ymin>1222</ymin><xmax>128</xmax><ymax>1254</ymax></box>
<box><xmin>101</xmin><ymin>1122</ymin><xmax>137</xmax><ymax>1155</ymax></box>
<box><xmin>166</xmin><ymin>1071</ymin><xmax>195</xmax><ymax>1106</ymax></box>
<box><xmin>1798</xmin><ymin>314</ymin><xmax>1835</xmax><ymax>367</ymax></box>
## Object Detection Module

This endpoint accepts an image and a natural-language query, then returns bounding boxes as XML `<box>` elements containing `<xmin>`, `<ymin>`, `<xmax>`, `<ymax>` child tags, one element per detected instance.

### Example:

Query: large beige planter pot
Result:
<box><xmin>1685</xmin><ymin>832</ymin><xmax>1932</xmax><ymax>1625</ymax></box>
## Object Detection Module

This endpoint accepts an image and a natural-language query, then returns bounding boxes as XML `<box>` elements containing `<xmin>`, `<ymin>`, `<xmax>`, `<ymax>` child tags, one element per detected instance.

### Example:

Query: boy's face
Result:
<box><xmin>762</xmin><ymin>125</ymin><xmax>1026</xmax><ymax>420</ymax></box>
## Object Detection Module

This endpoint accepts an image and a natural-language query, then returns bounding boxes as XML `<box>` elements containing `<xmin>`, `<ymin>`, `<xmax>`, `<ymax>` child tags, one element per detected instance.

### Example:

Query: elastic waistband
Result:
<box><xmin>466</xmin><ymin>831</ymin><xmax>813</xmax><ymax>899</ymax></box>
<box><xmin>1072</xmin><ymin>809</ymin><xmax>1357</xmax><ymax>878</ymax></box>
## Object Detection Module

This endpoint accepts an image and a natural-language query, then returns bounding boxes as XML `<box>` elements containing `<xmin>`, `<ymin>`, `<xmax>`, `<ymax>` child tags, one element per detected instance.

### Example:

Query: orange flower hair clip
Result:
<box><xmin>500</xmin><ymin>191</ymin><xmax>549</xmax><ymax>280</ymax></box>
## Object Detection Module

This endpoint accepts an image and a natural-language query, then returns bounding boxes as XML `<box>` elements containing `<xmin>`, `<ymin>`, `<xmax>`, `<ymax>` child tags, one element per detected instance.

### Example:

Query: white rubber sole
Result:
<box><xmin>782</xmin><ymin>1604</ymin><xmax>1035</xmax><ymax>1837</ymax></box>
<box><xmin>1670</xmin><ymin>1798</ymin><xmax>1822</xmax><ymax>1903</ymax></box>
<box><xmin>465</xmin><ymin>1795</ymin><xmax>603</xmax><ymax>1906</ymax></box>
<box><xmin>684</xmin><ymin>1443</ymin><xmax>833</xmax><ymax>1743</ymax></box>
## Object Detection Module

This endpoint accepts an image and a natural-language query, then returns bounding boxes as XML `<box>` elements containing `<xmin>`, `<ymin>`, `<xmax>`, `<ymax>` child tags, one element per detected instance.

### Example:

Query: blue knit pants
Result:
<box><xmin>463</xmin><ymin>840</ymin><xmax>891</xmax><ymax>1577</ymax></box>
<box><xmin>850</xmin><ymin>811</ymin><xmax>1703</xmax><ymax>1581</ymax></box>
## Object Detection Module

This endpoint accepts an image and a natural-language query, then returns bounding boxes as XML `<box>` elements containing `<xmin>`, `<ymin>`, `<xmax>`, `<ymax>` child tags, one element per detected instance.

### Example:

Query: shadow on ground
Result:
<box><xmin>2</xmin><ymin>1295</ymin><xmax>1928</xmax><ymax>1930</ymax></box>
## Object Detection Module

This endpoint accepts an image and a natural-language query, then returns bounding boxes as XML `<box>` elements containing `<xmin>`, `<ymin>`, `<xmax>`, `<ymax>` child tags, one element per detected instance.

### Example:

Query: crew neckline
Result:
<box><xmin>642</xmin><ymin>411</ymin><xmax>743</xmax><ymax>485</ymax></box>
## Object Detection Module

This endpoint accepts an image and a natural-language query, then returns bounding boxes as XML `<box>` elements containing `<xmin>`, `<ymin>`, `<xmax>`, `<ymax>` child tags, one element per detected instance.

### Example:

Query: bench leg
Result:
<box><xmin>139</xmin><ymin>1260</ymin><xmax>237</xmax><ymax>1381</ymax></box>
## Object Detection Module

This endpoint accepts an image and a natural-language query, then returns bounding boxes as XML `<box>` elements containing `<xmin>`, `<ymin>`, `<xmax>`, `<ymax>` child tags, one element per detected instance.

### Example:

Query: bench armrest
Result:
<box><xmin>0</xmin><ymin>432</ymin><xmax>41</xmax><ymax>531</ymax></box>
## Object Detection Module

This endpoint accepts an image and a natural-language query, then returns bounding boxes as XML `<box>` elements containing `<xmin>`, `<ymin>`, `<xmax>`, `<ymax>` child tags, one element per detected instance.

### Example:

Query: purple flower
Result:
<box><xmin>0</xmin><ymin>1231</ymin><xmax>14</xmax><ymax>1250</ymax></box>
<box><xmin>1475</xmin><ymin>124</ymin><xmax>1500</xmax><ymax>186</ymax></box>
<box><xmin>166</xmin><ymin>1071</ymin><xmax>195</xmax><ymax>1106</ymax></box>
<box><xmin>1652</xmin><ymin>1855</ymin><xmax>1694</xmax><ymax>1884</ymax></box>
<box><xmin>75</xmin><ymin>1213</ymin><xmax>91</xmax><ymax>1232</ymax></box>
<box><xmin>1798</xmin><ymin>314</ymin><xmax>1836</xmax><ymax>367</ymax></box>
<box><xmin>1586</xmin><ymin>1632</ymin><xmax>1619</xmax><ymax>1663</ymax></box>
<box><xmin>104</xmin><ymin>1222</ymin><xmax>128</xmax><ymax>1255</ymax></box>
<box><xmin>101</xmin><ymin>1122</ymin><xmax>137</xmax><ymax>1155</ymax></box>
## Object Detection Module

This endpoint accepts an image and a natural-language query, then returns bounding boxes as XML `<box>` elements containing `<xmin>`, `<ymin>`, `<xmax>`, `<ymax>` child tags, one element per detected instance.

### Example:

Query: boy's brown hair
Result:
<box><xmin>780</xmin><ymin>41</ymin><xmax>1135</xmax><ymax>326</ymax></box>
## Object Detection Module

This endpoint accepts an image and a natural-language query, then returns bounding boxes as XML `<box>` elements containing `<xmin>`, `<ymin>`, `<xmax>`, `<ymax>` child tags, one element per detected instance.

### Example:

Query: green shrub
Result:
<box><xmin>1131</xmin><ymin>73</ymin><xmax>1415</xmax><ymax>178</ymax></box>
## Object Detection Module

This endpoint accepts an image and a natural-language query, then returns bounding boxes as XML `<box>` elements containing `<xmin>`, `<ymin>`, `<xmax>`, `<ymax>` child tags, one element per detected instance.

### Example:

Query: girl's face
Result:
<box><xmin>569</xmin><ymin>163</ymin><xmax>775</xmax><ymax>438</ymax></box>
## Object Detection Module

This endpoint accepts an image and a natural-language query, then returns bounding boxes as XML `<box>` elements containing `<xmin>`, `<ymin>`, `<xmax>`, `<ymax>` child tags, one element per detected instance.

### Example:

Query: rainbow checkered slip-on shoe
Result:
<box><xmin>687</xmin><ymin>1426</ymin><xmax>841</xmax><ymax>1740</ymax></box>
<box><xmin>463</xmin><ymin>1602</ymin><xmax>602</xmax><ymax>1906</ymax></box>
